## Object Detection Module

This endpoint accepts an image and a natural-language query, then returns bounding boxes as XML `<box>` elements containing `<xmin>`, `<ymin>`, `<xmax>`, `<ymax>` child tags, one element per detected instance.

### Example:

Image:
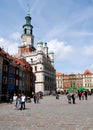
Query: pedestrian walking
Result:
<box><xmin>13</xmin><ymin>93</ymin><xmax>17</xmax><ymax>109</ymax></box>
<box><xmin>72</xmin><ymin>92</ymin><xmax>76</xmax><ymax>104</ymax></box>
<box><xmin>16</xmin><ymin>93</ymin><xmax>22</xmax><ymax>110</ymax></box>
<box><xmin>36</xmin><ymin>93</ymin><xmax>40</xmax><ymax>103</ymax></box>
<box><xmin>78</xmin><ymin>91</ymin><xmax>82</xmax><ymax>100</ymax></box>
<box><xmin>56</xmin><ymin>91</ymin><xmax>59</xmax><ymax>99</ymax></box>
<box><xmin>20</xmin><ymin>93</ymin><xmax>26</xmax><ymax>110</ymax></box>
<box><xmin>85</xmin><ymin>91</ymin><xmax>88</xmax><ymax>100</ymax></box>
<box><xmin>33</xmin><ymin>93</ymin><xmax>37</xmax><ymax>103</ymax></box>
<box><xmin>81</xmin><ymin>91</ymin><xmax>85</xmax><ymax>100</ymax></box>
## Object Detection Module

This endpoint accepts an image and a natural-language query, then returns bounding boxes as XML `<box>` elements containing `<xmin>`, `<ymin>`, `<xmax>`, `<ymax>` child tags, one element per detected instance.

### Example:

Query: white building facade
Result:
<box><xmin>83</xmin><ymin>70</ymin><xmax>93</xmax><ymax>90</ymax></box>
<box><xmin>18</xmin><ymin>10</ymin><xmax>56</xmax><ymax>95</ymax></box>
<box><xmin>56</xmin><ymin>73</ymin><xmax>63</xmax><ymax>92</ymax></box>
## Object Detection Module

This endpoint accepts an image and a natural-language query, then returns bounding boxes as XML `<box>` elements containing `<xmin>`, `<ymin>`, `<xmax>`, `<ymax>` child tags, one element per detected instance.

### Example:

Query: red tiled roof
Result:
<box><xmin>14</xmin><ymin>57</ymin><xmax>31</xmax><ymax>71</ymax></box>
<box><xmin>56</xmin><ymin>72</ymin><xmax>63</xmax><ymax>76</ymax></box>
<box><xmin>0</xmin><ymin>47</ymin><xmax>31</xmax><ymax>71</ymax></box>
<box><xmin>83</xmin><ymin>69</ymin><xmax>93</xmax><ymax>75</ymax></box>
<box><xmin>0</xmin><ymin>47</ymin><xmax>13</xmax><ymax>60</ymax></box>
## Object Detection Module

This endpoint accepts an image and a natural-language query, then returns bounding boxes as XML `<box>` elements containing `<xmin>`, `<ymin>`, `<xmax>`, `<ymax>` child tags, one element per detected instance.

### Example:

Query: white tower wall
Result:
<box><xmin>49</xmin><ymin>52</ymin><xmax>54</xmax><ymax>66</ymax></box>
<box><xmin>37</xmin><ymin>42</ymin><xmax>43</xmax><ymax>52</ymax></box>
<box><xmin>44</xmin><ymin>43</ymin><xmax>48</xmax><ymax>56</ymax></box>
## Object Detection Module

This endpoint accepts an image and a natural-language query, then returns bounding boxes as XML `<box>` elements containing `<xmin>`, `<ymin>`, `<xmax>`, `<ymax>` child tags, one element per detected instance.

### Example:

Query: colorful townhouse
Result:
<box><xmin>0</xmin><ymin>47</ymin><xmax>35</xmax><ymax>102</ymax></box>
<box><xmin>56</xmin><ymin>72</ymin><xmax>63</xmax><ymax>92</ymax></box>
<box><xmin>56</xmin><ymin>70</ymin><xmax>93</xmax><ymax>92</ymax></box>
<box><xmin>83</xmin><ymin>69</ymin><xmax>93</xmax><ymax>91</ymax></box>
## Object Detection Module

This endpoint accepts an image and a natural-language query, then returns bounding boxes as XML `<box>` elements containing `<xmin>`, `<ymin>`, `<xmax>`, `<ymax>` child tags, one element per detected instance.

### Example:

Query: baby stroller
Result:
<box><xmin>67</xmin><ymin>94</ymin><xmax>71</xmax><ymax>104</ymax></box>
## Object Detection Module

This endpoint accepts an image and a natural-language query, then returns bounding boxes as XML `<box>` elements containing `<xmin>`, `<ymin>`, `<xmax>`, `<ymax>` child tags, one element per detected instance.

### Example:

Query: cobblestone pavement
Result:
<box><xmin>0</xmin><ymin>95</ymin><xmax>93</xmax><ymax>130</ymax></box>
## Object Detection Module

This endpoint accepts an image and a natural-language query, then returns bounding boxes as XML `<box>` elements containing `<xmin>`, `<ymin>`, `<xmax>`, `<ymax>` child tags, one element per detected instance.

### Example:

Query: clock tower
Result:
<box><xmin>18</xmin><ymin>7</ymin><xmax>35</xmax><ymax>55</ymax></box>
<box><xmin>18</xmin><ymin>7</ymin><xmax>56</xmax><ymax>95</ymax></box>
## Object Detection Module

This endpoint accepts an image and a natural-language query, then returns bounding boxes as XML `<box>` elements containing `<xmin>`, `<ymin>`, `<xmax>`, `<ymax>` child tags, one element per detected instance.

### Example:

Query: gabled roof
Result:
<box><xmin>0</xmin><ymin>47</ymin><xmax>13</xmax><ymax>60</ymax></box>
<box><xmin>56</xmin><ymin>72</ymin><xmax>63</xmax><ymax>76</ymax></box>
<box><xmin>83</xmin><ymin>69</ymin><xmax>93</xmax><ymax>75</ymax></box>
<box><xmin>14</xmin><ymin>57</ymin><xmax>31</xmax><ymax>71</ymax></box>
<box><xmin>0</xmin><ymin>47</ymin><xmax>32</xmax><ymax>71</ymax></box>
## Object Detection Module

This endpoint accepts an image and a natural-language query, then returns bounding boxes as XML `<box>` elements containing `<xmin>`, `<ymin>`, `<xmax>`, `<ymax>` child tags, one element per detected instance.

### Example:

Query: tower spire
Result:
<box><xmin>27</xmin><ymin>3</ymin><xmax>30</xmax><ymax>16</ymax></box>
<box><xmin>22</xmin><ymin>4</ymin><xmax>33</xmax><ymax>35</ymax></box>
<box><xmin>20</xmin><ymin>5</ymin><xmax>34</xmax><ymax>48</ymax></box>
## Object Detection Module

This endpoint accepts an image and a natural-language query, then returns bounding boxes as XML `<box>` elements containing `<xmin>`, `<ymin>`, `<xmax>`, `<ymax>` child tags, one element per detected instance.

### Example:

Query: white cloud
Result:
<box><xmin>0</xmin><ymin>37</ymin><xmax>19</xmax><ymax>55</ymax></box>
<box><xmin>9</xmin><ymin>32</ymin><xmax>20</xmax><ymax>41</ymax></box>
<box><xmin>47</xmin><ymin>39</ymin><xmax>74</xmax><ymax>60</ymax></box>
<box><xmin>83</xmin><ymin>46</ymin><xmax>93</xmax><ymax>56</ymax></box>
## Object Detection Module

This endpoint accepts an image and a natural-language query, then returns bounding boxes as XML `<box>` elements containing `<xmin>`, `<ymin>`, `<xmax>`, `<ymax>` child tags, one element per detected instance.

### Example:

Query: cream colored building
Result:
<box><xmin>83</xmin><ymin>69</ymin><xmax>93</xmax><ymax>90</ymax></box>
<box><xmin>56</xmin><ymin>70</ymin><xmax>93</xmax><ymax>92</ymax></box>
<box><xmin>56</xmin><ymin>73</ymin><xmax>63</xmax><ymax>92</ymax></box>
<box><xmin>76</xmin><ymin>73</ymin><xmax>83</xmax><ymax>88</ymax></box>
<box><xmin>18</xmin><ymin>10</ymin><xmax>56</xmax><ymax>95</ymax></box>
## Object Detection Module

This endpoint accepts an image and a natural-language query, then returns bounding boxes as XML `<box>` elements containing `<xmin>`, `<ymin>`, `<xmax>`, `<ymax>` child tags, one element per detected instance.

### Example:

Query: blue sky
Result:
<box><xmin>0</xmin><ymin>0</ymin><xmax>93</xmax><ymax>74</ymax></box>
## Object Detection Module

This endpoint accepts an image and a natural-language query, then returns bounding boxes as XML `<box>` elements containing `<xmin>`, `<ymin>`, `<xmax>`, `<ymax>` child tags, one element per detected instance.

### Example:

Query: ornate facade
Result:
<box><xmin>18</xmin><ymin>10</ymin><xmax>56</xmax><ymax>95</ymax></box>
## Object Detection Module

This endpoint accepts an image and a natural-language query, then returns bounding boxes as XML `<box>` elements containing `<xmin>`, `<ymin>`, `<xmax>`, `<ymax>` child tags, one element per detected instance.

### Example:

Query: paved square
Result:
<box><xmin>0</xmin><ymin>95</ymin><xmax>93</xmax><ymax>130</ymax></box>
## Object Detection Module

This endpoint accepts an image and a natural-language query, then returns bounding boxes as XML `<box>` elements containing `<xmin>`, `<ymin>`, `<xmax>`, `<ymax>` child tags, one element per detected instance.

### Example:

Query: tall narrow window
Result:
<box><xmin>35</xmin><ymin>66</ymin><xmax>37</xmax><ymax>71</ymax></box>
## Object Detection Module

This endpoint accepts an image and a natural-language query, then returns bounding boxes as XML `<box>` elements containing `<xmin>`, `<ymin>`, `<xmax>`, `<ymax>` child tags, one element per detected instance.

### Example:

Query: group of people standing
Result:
<box><xmin>78</xmin><ymin>91</ymin><xmax>88</xmax><ymax>100</ymax></box>
<box><xmin>32</xmin><ymin>91</ymin><xmax>43</xmax><ymax>104</ymax></box>
<box><xmin>66</xmin><ymin>90</ymin><xmax>88</xmax><ymax>104</ymax></box>
<box><xmin>67</xmin><ymin>92</ymin><xmax>76</xmax><ymax>104</ymax></box>
<box><xmin>13</xmin><ymin>93</ymin><xmax>26</xmax><ymax>110</ymax></box>
<box><xmin>12</xmin><ymin>92</ymin><xmax>43</xmax><ymax>110</ymax></box>
<box><xmin>33</xmin><ymin>93</ymin><xmax>41</xmax><ymax>104</ymax></box>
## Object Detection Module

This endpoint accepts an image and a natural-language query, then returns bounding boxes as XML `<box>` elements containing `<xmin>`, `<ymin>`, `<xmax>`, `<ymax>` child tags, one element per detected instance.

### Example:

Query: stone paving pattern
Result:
<box><xmin>0</xmin><ymin>95</ymin><xmax>93</xmax><ymax>130</ymax></box>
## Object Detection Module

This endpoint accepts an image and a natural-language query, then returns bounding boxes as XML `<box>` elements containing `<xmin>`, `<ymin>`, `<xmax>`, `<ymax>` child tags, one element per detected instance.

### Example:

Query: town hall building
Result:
<box><xmin>18</xmin><ymin>9</ymin><xmax>56</xmax><ymax>95</ymax></box>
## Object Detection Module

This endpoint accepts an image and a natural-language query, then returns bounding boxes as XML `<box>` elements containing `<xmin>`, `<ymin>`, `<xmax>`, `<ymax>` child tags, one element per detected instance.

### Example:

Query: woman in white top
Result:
<box><xmin>13</xmin><ymin>93</ymin><xmax>17</xmax><ymax>107</ymax></box>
